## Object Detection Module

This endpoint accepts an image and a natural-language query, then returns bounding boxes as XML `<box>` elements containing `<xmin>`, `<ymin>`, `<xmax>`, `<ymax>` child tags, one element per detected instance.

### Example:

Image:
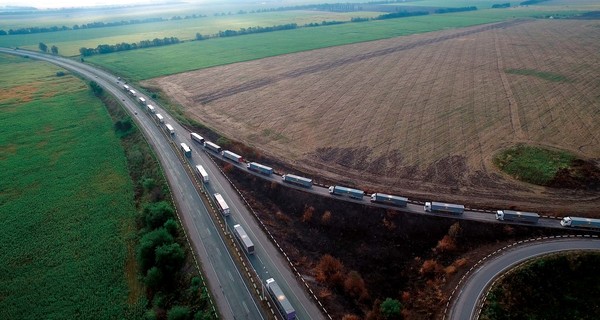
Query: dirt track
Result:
<box><xmin>144</xmin><ymin>19</ymin><xmax>600</xmax><ymax>215</ymax></box>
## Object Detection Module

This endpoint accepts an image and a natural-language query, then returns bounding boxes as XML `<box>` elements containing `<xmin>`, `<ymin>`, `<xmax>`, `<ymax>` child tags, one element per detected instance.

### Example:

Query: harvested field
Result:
<box><xmin>145</xmin><ymin>19</ymin><xmax>600</xmax><ymax>215</ymax></box>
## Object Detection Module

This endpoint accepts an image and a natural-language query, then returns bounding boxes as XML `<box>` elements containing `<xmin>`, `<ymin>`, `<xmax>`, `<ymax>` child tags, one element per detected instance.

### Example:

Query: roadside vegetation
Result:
<box><xmin>0</xmin><ymin>54</ymin><xmax>144</xmax><ymax>319</ymax></box>
<box><xmin>96</xmin><ymin>82</ymin><xmax>217</xmax><ymax>320</ymax></box>
<box><xmin>480</xmin><ymin>252</ymin><xmax>600</xmax><ymax>320</ymax></box>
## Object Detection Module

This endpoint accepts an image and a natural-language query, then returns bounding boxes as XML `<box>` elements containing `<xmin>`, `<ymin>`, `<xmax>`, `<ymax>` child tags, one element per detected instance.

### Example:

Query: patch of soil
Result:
<box><xmin>547</xmin><ymin>159</ymin><xmax>600</xmax><ymax>190</ymax></box>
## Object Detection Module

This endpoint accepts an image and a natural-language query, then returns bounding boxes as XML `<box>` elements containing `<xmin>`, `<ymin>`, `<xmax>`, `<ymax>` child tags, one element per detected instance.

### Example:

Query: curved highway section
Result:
<box><xmin>446</xmin><ymin>236</ymin><xmax>600</xmax><ymax>320</ymax></box>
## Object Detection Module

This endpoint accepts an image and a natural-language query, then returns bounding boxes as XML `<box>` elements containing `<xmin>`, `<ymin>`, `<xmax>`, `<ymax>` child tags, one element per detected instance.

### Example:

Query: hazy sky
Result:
<box><xmin>1</xmin><ymin>0</ymin><xmax>164</xmax><ymax>9</ymax></box>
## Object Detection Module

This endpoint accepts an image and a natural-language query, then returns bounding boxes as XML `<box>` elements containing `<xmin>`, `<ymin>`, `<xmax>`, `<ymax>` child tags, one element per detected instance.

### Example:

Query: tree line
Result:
<box><xmin>79</xmin><ymin>37</ymin><xmax>180</xmax><ymax>56</ymax></box>
<box><xmin>38</xmin><ymin>42</ymin><xmax>58</xmax><ymax>55</ymax></box>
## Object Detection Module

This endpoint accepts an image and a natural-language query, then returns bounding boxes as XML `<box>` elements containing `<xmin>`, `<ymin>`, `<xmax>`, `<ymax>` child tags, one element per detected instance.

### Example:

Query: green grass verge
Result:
<box><xmin>481</xmin><ymin>252</ymin><xmax>600</xmax><ymax>320</ymax></box>
<box><xmin>505</xmin><ymin>68</ymin><xmax>570</xmax><ymax>82</ymax></box>
<box><xmin>0</xmin><ymin>54</ymin><xmax>144</xmax><ymax>319</ymax></box>
<box><xmin>493</xmin><ymin>144</ymin><xmax>575</xmax><ymax>186</ymax></box>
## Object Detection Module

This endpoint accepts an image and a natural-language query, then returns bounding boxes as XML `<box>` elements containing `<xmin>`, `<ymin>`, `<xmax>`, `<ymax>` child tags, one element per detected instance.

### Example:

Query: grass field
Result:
<box><xmin>0</xmin><ymin>54</ymin><xmax>143</xmax><ymax>319</ymax></box>
<box><xmin>494</xmin><ymin>145</ymin><xmax>575</xmax><ymax>185</ymax></box>
<box><xmin>0</xmin><ymin>10</ymin><xmax>382</xmax><ymax>56</ymax></box>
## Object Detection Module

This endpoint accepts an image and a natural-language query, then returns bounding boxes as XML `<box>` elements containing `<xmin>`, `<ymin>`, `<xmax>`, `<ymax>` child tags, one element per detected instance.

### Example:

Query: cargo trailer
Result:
<box><xmin>138</xmin><ymin>97</ymin><xmax>146</xmax><ymax>105</ymax></box>
<box><xmin>561</xmin><ymin>216</ymin><xmax>600</xmax><ymax>229</ymax></box>
<box><xmin>147</xmin><ymin>105</ymin><xmax>155</xmax><ymax>113</ymax></box>
<box><xmin>329</xmin><ymin>185</ymin><xmax>364</xmax><ymax>200</ymax></box>
<box><xmin>165</xmin><ymin>124</ymin><xmax>175</xmax><ymax>135</ymax></box>
<box><xmin>233</xmin><ymin>224</ymin><xmax>254</xmax><ymax>255</ymax></box>
<box><xmin>222</xmin><ymin>150</ymin><xmax>243</xmax><ymax>163</ymax></box>
<box><xmin>370</xmin><ymin>193</ymin><xmax>408</xmax><ymax>207</ymax></box>
<box><xmin>424</xmin><ymin>201</ymin><xmax>464</xmax><ymax>215</ymax></box>
<box><xmin>214</xmin><ymin>193</ymin><xmax>230</xmax><ymax>216</ymax></box>
<box><xmin>190</xmin><ymin>132</ymin><xmax>204</xmax><ymax>144</ymax></box>
<box><xmin>496</xmin><ymin>210</ymin><xmax>539</xmax><ymax>223</ymax></box>
<box><xmin>129</xmin><ymin>89</ymin><xmax>136</xmax><ymax>96</ymax></box>
<box><xmin>195</xmin><ymin>165</ymin><xmax>209</xmax><ymax>183</ymax></box>
<box><xmin>281</xmin><ymin>174</ymin><xmax>312</xmax><ymax>188</ymax></box>
<box><xmin>155</xmin><ymin>113</ymin><xmax>164</xmax><ymax>123</ymax></box>
<box><xmin>247</xmin><ymin>162</ymin><xmax>273</xmax><ymax>175</ymax></box>
<box><xmin>204</xmin><ymin>141</ymin><xmax>222</xmax><ymax>153</ymax></box>
<box><xmin>180</xmin><ymin>143</ymin><xmax>191</xmax><ymax>158</ymax></box>
<box><xmin>266</xmin><ymin>278</ymin><xmax>296</xmax><ymax>320</ymax></box>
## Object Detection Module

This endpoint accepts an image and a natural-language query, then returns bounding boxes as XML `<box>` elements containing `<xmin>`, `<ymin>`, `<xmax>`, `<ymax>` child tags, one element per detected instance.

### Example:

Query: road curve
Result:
<box><xmin>447</xmin><ymin>236</ymin><xmax>600</xmax><ymax>320</ymax></box>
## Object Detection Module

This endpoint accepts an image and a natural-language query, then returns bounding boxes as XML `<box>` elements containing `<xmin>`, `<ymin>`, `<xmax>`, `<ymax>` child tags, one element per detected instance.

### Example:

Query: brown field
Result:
<box><xmin>145</xmin><ymin>19</ymin><xmax>600</xmax><ymax>215</ymax></box>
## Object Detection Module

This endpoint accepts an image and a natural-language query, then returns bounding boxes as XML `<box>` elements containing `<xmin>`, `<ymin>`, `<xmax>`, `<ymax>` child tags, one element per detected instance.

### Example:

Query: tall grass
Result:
<box><xmin>0</xmin><ymin>54</ymin><xmax>143</xmax><ymax>319</ymax></box>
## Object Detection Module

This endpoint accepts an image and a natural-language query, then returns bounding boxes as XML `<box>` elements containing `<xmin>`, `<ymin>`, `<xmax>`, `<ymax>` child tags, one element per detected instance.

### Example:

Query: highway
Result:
<box><xmin>5</xmin><ymin>47</ymin><xmax>599</xmax><ymax>320</ymax></box>
<box><xmin>446</xmin><ymin>236</ymin><xmax>600</xmax><ymax>320</ymax></box>
<box><xmin>1</xmin><ymin>48</ymin><xmax>326</xmax><ymax>320</ymax></box>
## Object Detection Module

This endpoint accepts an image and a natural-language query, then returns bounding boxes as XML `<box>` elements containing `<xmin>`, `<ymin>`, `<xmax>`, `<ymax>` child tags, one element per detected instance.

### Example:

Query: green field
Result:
<box><xmin>494</xmin><ymin>144</ymin><xmax>576</xmax><ymax>186</ymax></box>
<box><xmin>0</xmin><ymin>10</ymin><xmax>382</xmax><ymax>56</ymax></box>
<box><xmin>0</xmin><ymin>54</ymin><xmax>143</xmax><ymax>319</ymax></box>
<box><xmin>86</xmin><ymin>7</ymin><xmax>580</xmax><ymax>81</ymax></box>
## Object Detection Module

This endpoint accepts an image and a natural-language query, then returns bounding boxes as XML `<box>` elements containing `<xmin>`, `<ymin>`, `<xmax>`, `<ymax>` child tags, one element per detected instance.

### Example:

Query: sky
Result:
<box><xmin>0</xmin><ymin>0</ymin><xmax>168</xmax><ymax>9</ymax></box>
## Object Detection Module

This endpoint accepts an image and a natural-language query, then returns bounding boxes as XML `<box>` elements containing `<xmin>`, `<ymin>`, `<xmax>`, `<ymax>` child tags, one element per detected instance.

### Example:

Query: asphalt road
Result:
<box><xmin>446</xmin><ymin>237</ymin><xmax>600</xmax><ymax>320</ymax></box>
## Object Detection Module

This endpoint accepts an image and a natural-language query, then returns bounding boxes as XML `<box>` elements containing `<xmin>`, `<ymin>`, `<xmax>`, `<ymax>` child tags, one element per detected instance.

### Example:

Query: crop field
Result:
<box><xmin>0</xmin><ymin>54</ymin><xmax>142</xmax><ymax>318</ymax></box>
<box><xmin>146</xmin><ymin>19</ymin><xmax>600</xmax><ymax>215</ymax></box>
<box><xmin>88</xmin><ymin>6</ymin><xmax>587</xmax><ymax>81</ymax></box>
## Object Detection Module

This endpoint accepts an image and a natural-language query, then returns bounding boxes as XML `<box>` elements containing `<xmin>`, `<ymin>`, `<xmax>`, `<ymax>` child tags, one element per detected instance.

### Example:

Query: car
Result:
<box><xmin>134</xmin><ymin>111</ymin><xmax>138</xmax><ymax>115</ymax></box>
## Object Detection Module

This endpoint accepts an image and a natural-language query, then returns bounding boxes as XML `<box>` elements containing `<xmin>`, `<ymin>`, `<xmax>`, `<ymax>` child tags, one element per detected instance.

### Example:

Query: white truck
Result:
<box><xmin>195</xmin><ymin>165</ymin><xmax>209</xmax><ymax>183</ymax></box>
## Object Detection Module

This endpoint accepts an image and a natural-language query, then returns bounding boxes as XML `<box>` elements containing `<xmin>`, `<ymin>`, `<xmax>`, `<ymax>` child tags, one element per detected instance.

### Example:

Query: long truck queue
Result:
<box><xmin>125</xmin><ymin>82</ymin><xmax>600</xmax><ymax>240</ymax></box>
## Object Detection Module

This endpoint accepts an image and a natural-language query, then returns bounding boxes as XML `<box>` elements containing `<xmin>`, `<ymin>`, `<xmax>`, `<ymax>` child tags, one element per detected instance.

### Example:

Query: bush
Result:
<box><xmin>167</xmin><ymin>306</ymin><xmax>191</xmax><ymax>320</ymax></box>
<box><xmin>143</xmin><ymin>201</ymin><xmax>175</xmax><ymax>229</ymax></box>
<box><xmin>137</xmin><ymin>228</ymin><xmax>174</xmax><ymax>272</ymax></box>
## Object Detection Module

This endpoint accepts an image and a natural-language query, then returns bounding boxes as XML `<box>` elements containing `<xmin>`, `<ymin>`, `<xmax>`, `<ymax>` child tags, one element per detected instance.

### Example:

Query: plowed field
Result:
<box><xmin>145</xmin><ymin>19</ymin><xmax>600</xmax><ymax>215</ymax></box>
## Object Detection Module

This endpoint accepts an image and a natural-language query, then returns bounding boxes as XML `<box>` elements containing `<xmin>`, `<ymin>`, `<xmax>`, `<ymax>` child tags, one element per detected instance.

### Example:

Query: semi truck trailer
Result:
<box><xmin>180</xmin><ymin>143</ymin><xmax>191</xmax><ymax>158</ymax></box>
<box><xmin>247</xmin><ymin>162</ymin><xmax>273</xmax><ymax>175</ymax></box>
<box><xmin>561</xmin><ymin>216</ymin><xmax>600</xmax><ymax>229</ymax></box>
<box><xmin>233</xmin><ymin>224</ymin><xmax>254</xmax><ymax>255</ymax></box>
<box><xmin>155</xmin><ymin>113</ymin><xmax>164</xmax><ymax>123</ymax></box>
<box><xmin>138</xmin><ymin>97</ymin><xmax>146</xmax><ymax>105</ymax></box>
<box><xmin>165</xmin><ymin>124</ymin><xmax>175</xmax><ymax>135</ymax></box>
<box><xmin>147</xmin><ymin>105</ymin><xmax>155</xmax><ymax>113</ymax></box>
<box><xmin>204</xmin><ymin>141</ymin><xmax>222</xmax><ymax>153</ymax></box>
<box><xmin>195</xmin><ymin>165</ymin><xmax>209</xmax><ymax>183</ymax></box>
<box><xmin>424</xmin><ymin>201</ymin><xmax>464</xmax><ymax>215</ymax></box>
<box><xmin>214</xmin><ymin>193</ymin><xmax>230</xmax><ymax>216</ymax></box>
<box><xmin>266</xmin><ymin>278</ymin><xmax>296</xmax><ymax>320</ymax></box>
<box><xmin>496</xmin><ymin>210</ymin><xmax>539</xmax><ymax>223</ymax></box>
<box><xmin>370</xmin><ymin>193</ymin><xmax>408</xmax><ymax>207</ymax></box>
<box><xmin>190</xmin><ymin>132</ymin><xmax>204</xmax><ymax>144</ymax></box>
<box><xmin>222</xmin><ymin>150</ymin><xmax>243</xmax><ymax>163</ymax></box>
<box><xmin>281</xmin><ymin>174</ymin><xmax>312</xmax><ymax>188</ymax></box>
<box><xmin>329</xmin><ymin>185</ymin><xmax>364</xmax><ymax>200</ymax></box>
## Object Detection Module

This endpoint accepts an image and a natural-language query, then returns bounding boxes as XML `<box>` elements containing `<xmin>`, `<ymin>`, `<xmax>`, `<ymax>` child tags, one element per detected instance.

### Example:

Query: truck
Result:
<box><xmin>129</xmin><ymin>89</ymin><xmax>136</xmax><ymax>96</ymax></box>
<box><xmin>222</xmin><ymin>150</ymin><xmax>243</xmax><ymax>163</ymax></box>
<box><xmin>204</xmin><ymin>141</ymin><xmax>222</xmax><ymax>153</ymax></box>
<box><xmin>560</xmin><ymin>216</ymin><xmax>600</xmax><ymax>229</ymax></box>
<box><xmin>214</xmin><ymin>193</ymin><xmax>230</xmax><ymax>216</ymax></box>
<box><xmin>496</xmin><ymin>210</ymin><xmax>539</xmax><ymax>223</ymax></box>
<box><xmin>138</xmin><ymin>97</ymin><xmax>146</xmax><ymax>105</ymax></box>
<box><xmin>155</xmin><ymin>113</ymin><xmax>164</xmax><ymax>123</ymax></box>
<box><xmin>233</xmin><ymin>224</ymin><xmax>254</xmax><ymax>254</ymax></box>
<box><xmin>247</xmin><ymin>162</ymin><xmax>273</xmax><ymax>176</ymax></box>
<box><xmin>195</xmin><ymin>165</ymin><xmax>209</xmax><ymax>183</ymax></box>
<box><xmin>147</xmin><ymin>104</ymin><xmax>156</xmax><ymax>113</ymax></box>
<box><xmin>123</xmin><ymin>84</ymin><xmax>130</xmax><ymax>91</ymax></box>
<box><xmin>370</xmin><ymin>193</ymin><xmax>408</xmax><ymax>207</ymax></box>
<box><xmin>281</xmin><ymin>174</ymin><xmax>312</xmax><ymax>188</ymax></box>
<box><xmin>180</xmin><ymin>143</ymin><xmax>191</xmax><ymax>158</ymax></box>
<box><xmin>165</xmin><ymin>124</ymin><xmax>175</xmax><ymax>135</ymax></box>
<box><xmin>266</xmin><ymin>278</ymin><xmax>296</xmax><ymax>320</ymax></box>
<box><xmin>329</xmin><ymin>185</ymin><xmax>364</xmax><ymax>200</ymax></box>
<box><xmin>424</xmin><ymin>201</ymin><xmax>464</xmax><ymax>215</ymax></box>
<box><xmin>190</xmin><ymin>132</ymin><xmax>205</xmax><ymax>144</ymax></box>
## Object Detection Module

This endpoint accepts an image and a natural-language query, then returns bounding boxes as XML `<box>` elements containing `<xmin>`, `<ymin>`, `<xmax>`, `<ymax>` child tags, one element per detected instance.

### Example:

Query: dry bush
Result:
<box><xmin>318</xmin><ymin>287</ymin><xmax>333</xmax><ymax>300</ymax></box>
<box><xmin>275</xmin><ymin>210</ymin><xmax>290</xmax><ymax>222</ymax></box>
<box><xmin>321</xmin><ymin>210</ymin><xmax>332</xmax><ymax>225</ymax></box>
<box><xmin>401</xmin><ymin>291</ymin><xmax>411</xmax><ymax>303</ymax></box>
<box><xmin>342</xmin><ymin>314</ymin><xmax>361</xmax><ymax>320</ymax></box>
<box><xmin>452</xmin><ymin>257</ymin><xmax>468</xmax><ymax>268</ymax></box>
<box><xmin>444</xmin><ymin>265</ymin><xmax>457</xmax><ymax>275</ymax></box>
<box><xmin>223</xmin><ymin>163</ymin><xmax>234</xmax><ymax>173</ymax></box>
<box><xmin>448</xmin><ymin>222</ymin><xmax>462</xmax><ymax>238</ymax></box>
<box><xmin>435</xmin><ymin>235</ymin><xmax>457</xmax><ymax>252</ymax></box>
<box><xmin>419</xmin><ymin>259</ymin><xmax>443</xmax><ymax>277</ymax></box>
<box><xmin>344</xmin><ymin>270</ymin><xmax>369</xmax><ymax>301</ymax></box>
<box><xmin>315</xmin><ymin>254</ymin><xmax>345</xmax><ymax>287</ymax></box>
<box><xmin>302</xmin><ymin>206</ymin><xmax>315</xmax><ymax>223</ymax></box>
<box><xmin>382</xmin><ymin>217</ymin><xmax>396</xmax><ymax>231</ymax></box>
<box><xmin>503</xmin><ymin>225</ymin><xmax>515</xmax><ymax>236</ymax></box>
